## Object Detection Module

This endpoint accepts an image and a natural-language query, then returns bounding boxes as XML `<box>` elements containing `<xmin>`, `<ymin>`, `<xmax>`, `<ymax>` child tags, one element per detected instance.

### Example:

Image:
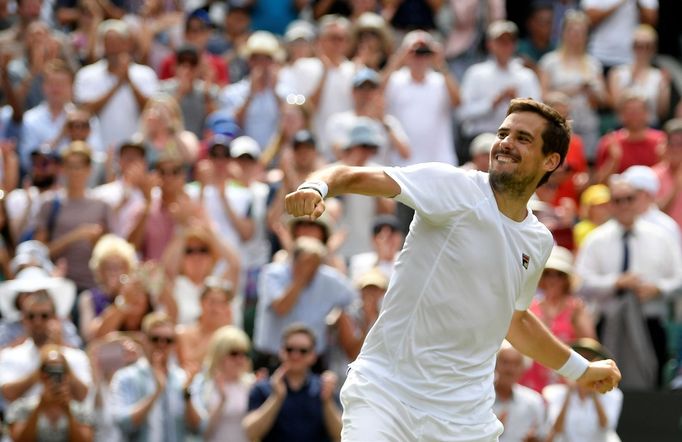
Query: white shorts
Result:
<box><xmin>340</xmin><ymin>369</ymin><xmax>503</xmax><ymax>442</ymax></box>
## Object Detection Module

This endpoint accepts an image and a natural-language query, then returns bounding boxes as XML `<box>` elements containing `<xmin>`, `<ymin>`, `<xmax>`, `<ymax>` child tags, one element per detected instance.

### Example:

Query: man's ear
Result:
<box><xmin>544</xmin><ymin>152</ymin><xmax>561</xmax><ymax>173</ymax></box>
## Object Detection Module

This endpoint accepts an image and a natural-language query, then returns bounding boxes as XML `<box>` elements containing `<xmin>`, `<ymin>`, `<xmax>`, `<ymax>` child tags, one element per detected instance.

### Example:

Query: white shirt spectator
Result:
<box><xmin>493</xmin><ymin>384</ymin><xmax>548</xmax><ymax>442</ymax></box>
<box><xmin>385</xmin><ymin>67</ymin><xmax>458</xmax><ymax>166</ymax></box>
<box><xmin>74</xmin><ymin>60</ymin><xmax>158</xmax><ymax>148</ymax></box>
<box><xmin>458</xmin><ymin>58</ymin><xmax>541</xmax><ymax>139</ymax></box>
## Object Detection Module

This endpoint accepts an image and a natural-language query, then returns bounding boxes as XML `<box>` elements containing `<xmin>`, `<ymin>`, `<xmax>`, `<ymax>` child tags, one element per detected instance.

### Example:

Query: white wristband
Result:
<box><xmin>556</xmin><ymin>350</ymin><xmax>590</xmax><ymax>381</ymax></box>
<box><xmin>297</xmin><ymin>180</ymin><xmax>328</xmax><ymax>199</ymax></box>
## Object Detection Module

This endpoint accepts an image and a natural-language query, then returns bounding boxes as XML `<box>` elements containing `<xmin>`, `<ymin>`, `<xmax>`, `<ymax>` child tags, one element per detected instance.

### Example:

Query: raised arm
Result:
<box><xmin>285</xmin><ymin>165</ymin><xmax>400</xmax><ymax>219</ymax></box>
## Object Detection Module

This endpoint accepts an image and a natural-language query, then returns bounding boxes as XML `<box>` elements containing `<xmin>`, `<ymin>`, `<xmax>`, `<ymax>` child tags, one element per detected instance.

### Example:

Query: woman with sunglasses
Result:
<box><xmin>189</xmin><ymin>325</ymin><xmax>254</xmax><ymax>442</ymax></box>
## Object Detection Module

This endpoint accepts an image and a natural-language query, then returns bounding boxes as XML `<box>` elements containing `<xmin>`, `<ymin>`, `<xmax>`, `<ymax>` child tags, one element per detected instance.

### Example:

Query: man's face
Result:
<box><xmin>103</xmin><ymin>31</ymin><xmax>129</xmax><ymax>60</ymax></box>
<box><xmin>319</xmin><ymin>24</ymin><xmax>349</xmax><ymax>58</ymax></box>
<box><xmin>200</xmin><ymin>289</ymin><xmax>231</xmax><ymax>322</ymax></box>
<box><xmin>31</xmin><ymin>155</ymin><xmax>59</xmax><ymax>189</ymax></box>
<box><xmin>619</xmin><ymin>100</ymin><xmax>649</xmax><ymax>131</ymax></box>
<box><xmin>610</xmin><ymin>182</ymin><xmax>638</xmax><ymax>228</ymax></box>
<box><xmin>352</xmin><ymin>83</ymin><xmax>378</xmax><ymax>109</ymax></box>
<box><xmin>157</xmin><ymin>161</ymin><xmax>184</xmax><ymax>194</ymax></box>
<box><xmin>185</xmin><ymin>17</ymin><xmax>210</xmax><ymax>48</ymax></box>
<box><xmin>22</xmin><ymin>299</ymin><xmax>55</xmax><ymax>346</ymax></box>
<box><xmin>293</xmin><ymin>143</ymin><xmax>317</xmax><ymax>170</ymax></box>
<box><xmin>487</xmin><ymin>34</ymin><xmax>517</xmax><ymax>64</ymax></box>
<box><xmin>118</xmin><ymin>146</ymin><xmax>145</xmax><ymax>171</ymax></box>
<box><xmin>43</xmin><ymin>71</ymin><xmax>72</xmax><ymax>108</ymax></box>
<box><xmin>147</xmin><ymin>324</ymin><xmax>176</xmax><ymax>359</ymax></box>
<box><xmin>495</xmin><ymin>348</ymin><xmax>525</xmax><ymax>387</ymax></box>
<box><xmin>65</xmin><ymin>112</ymin><xmax>91</xmax><ymax>142</ymax></box>
<box><xmin>489</xmin><ymin>112</ymin><xmax>557</xmax><ymax>195</ymax></box>
<box><xmin>18</xmin><ymin>0</ymin><xmax>42</xmax><ymax>21</ymax></box>
<box><xmin>63</xmin><ymin>153</ymin><xmax>91</xmax><ymax>189</ymax></box>
<box><xmin>279</xmin><ymin>332</ymin><xmax>316</xmax><ymax>373</ymax></box>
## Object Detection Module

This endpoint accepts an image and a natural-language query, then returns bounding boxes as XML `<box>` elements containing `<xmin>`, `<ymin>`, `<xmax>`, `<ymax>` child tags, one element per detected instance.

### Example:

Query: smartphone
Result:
<box><xmin>43</xmin><ymin>365</ymin><xmax>65</xmax><ymax>384</ymax></box>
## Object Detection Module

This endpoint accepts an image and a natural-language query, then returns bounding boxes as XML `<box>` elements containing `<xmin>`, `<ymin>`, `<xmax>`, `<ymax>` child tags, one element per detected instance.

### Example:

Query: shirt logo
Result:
<box><xmin>522</xmin><ymin>253</ymin><xmax>530</xmax><ymax>269</ymax></box>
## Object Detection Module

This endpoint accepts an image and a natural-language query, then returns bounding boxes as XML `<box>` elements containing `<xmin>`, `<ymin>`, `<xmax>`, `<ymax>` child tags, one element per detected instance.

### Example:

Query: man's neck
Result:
<box><xmin>47</xmin><ymin>102</ymin><xmax>65</xmax><ymax>118</ymax></box>
<box><xmin>495</xmin><ymin>383</ymin><xmax>513</xmax><ymax>401</ymax></box>
<box><xmin>491</xmin><ymin>186</ymin><xmax>533</xmax><ymax>222</ymax></box>
<box><xmin>66</xmin><ymin>186</ymin><xmax>85</xmax><ymax>199</ymax></box>
<box><xmin>285</xmin><ymin>370</ymin><xmax>308</xmax><ymax>390</ymax></box>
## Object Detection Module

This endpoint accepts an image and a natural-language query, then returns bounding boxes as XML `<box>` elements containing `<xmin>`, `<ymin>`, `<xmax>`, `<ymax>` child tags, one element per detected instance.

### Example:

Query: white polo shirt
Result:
<box><xmin>349</xmin><ymin>164</ymin><xmax>553</xmax><ymax>430</ymax></box>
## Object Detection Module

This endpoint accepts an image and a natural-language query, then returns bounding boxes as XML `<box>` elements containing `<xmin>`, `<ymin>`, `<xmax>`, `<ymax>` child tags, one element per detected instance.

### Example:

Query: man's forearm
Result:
<box><xmin>506</xmin><ymin>310</ymin><xmax>571</xmax><ymax>371</ymax></box>
<box><xmin>243</xmin><ymin>395</ymin><xmax>285</xmax><ymax>441</ymax></box>
<box><xmin>305</xmin><ymin>165</ymin><xmax>400</xmax><ymax>199</ymax></box>
<box><xmin>322</xmin><ymin>399</ymin><xmax>342</xmax><ymax>441</ymax></box>
<box><xmin>1</xmin><ymin>371</ymin><xmax>38</xmax><ymax>401</ymax></box>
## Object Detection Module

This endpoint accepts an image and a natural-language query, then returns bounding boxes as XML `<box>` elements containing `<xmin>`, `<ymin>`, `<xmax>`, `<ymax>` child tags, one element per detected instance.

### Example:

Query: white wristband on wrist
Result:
<box><xmin>297</xmin><ymin>181</ymin><xmax>328</xmax><ymax>199</ymax></box>
<box><xmin>556</xmin><ymin>350</ymin><xmax>590</xmax><ymax>381</ymax></box>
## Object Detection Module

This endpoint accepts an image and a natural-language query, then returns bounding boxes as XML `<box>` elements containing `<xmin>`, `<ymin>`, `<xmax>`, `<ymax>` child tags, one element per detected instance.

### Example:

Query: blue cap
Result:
<box><xmin>352</xmin><ymin>68</ymin><xmax>380</xmax><ymax>88</ymax></box>
<box><xmin>205</xmin><ymin>112</ymin><xmax>241</xmax><ymax>138</ymax></box>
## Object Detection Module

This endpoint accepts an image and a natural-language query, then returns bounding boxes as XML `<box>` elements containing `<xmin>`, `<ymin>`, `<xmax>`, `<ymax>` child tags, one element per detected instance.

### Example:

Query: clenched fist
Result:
<box><xmin>285</xmin><ymin>189</ymin><xmax>326</xmax><ymax>219</ymax></box>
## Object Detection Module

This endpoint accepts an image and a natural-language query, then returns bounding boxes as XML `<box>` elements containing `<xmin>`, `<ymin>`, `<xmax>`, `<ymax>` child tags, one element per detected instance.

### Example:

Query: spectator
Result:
<box><xmin>243</xmin><ymin>323</ymin><xmax>342</xmax><ymax>442</ymax></box>
<box><xmin>160</xmin><ymin>45</ymin><xmax>219</xmax><ymax>138</ymax></box>
<box><xmin>608</xmin><ymin>25</ymin><xmax>671</xmax><ymax>127</ymax></box>
<box><xmin>538</xmin><ymin>10</ymin><xmax>608</xmax><ymax>161</ymax></box>
<box><xmin>459</xmin><ymin>20</ymin><xmax>541</xmax><ymax>158</ymax></box>
<box><xmin>74</xmin><ymin>19</ymin><xmax>158</xmax><ymax>148</ymax></box>
<box><xmin>176</xmin><ymin>277</ymin><xmax>234</xmax><ymax>375</ymax></box>
<box><xmin>460</xmin><ymin>132</ymin><xmax>496</xmax><ymax>172</ymax></box>
<box><xmin>127</xmin><ymin>0</ymin><xmax>183</xmax><ymax>71</ymax></box>
<box><xmin>653</xmin><ymin>118</ymin><xmax>682</xmax><ymax>230</ymax></box>
<box><xmin>0</xmin><ymin>290</ymin><xmax>91</xmax><ymax>404</ymax></box>
<box><xmin>110</xmin><ymin>312</ymin><xmax>200</xmax><ymax>441</ymax></box>
<box><xmin>6</xmin><ymin>344</ymin><xmax>94</xmax><ymax>441</ymax></box>
<box><xmin>349</xmin><ymin>12</ymin><xmax>393</xmax><ymax>72</ymax></box>
<box><xmin>520</xmin><ymin>246</ymin><xmax>596</xmax><ymax>393</ymax></box>
<box><xmin>0</xmin><ymin>0</ymin><xmax>44</xmax><ymax>59</ymax></box>
<box><xmin>347</xmin><ymin>214</ymin><xmax>404</xmax><ymax>283</ymax></box>
<box><xmin>91</xmin><ymin>137</ymin><xmax>148</xmax><ymax>238</ymax></box>
<box><xmin>573</xmin><ymin>184</ymin><xmax>611</xmax><ymax>248</ymax></box>
<box><xmin>253</xmin><ymin>237</ymin><xmax>355</xmax><ymax>373</ymax></box>
<box><xmin>190</xmin><ymin>325</ymin><xmax>254</xmax><ymax>442</ymax></box>
<box><xmin>35</xmin><ymin>142</ymin><xmax>111</xmax><ymax>292</ymax></box>
<box><xmin>383</xmin><ymin>30</ymin><xmax>460</xmax><ymax>166</ymax></box>
<box><xmin>19</xmin><ymin>59</ymin><xmax>103</xmax><ymax>172</ymax></box>
<box><xmin>77</xmin><ymin>234</ymin><xmax>138</xmax><ymax>342</ymax></box>
<box><xmin>7</xmin><ymin>240</ymin><xmax>55</xmax><ymax>277</ymax></box>
<box><xmin>543</xmin><ymin>339</ymin><xmax>623</xmax><ymax>442</ymax></box>
<box><xmin>576</xmin><ymin>177</ymin><xmax>682</xmax><ymax>388</ymax></box>
<box><xmin>493</xmin><ymin>341</ymin><xmax>548</xmax><ymax>442</ymax></box>
<box><xmin>582</xmin><ymin>0</ymin><xmax>658</xmax><ymax>70</ymax></box>
<box><xmin>0</xmin><ymin>266</ymin><xmax>81</xmax><ymax>348</ymax></box>
<box><xmin>516</xmin><ymin>2</ymin><xmax>556</xmax><ymax>72</ymax></box>
<box><xmin>259</xmin><ymin>101</ymin><xmax>313</xmax><ymax>168</ymax></box>
<box><xmin>278</xmin><ymin>20</ymin><xmax>316</xmax><ymax>90</ymax></box>
<box><xmin>326</xmin><ymin>67</ymin><xmax>410</xmax><ymax>165</ymax></box>
<box><xmin>206</xmin><ymin>5</ymin><xmax>251</xmax><ymax>84</ymax></box>
<box><xmin>221</xmin><ymin>31</ymin><xmax>282</xmax><ymax>151</ymax></box>
<box><xmin>594</xmin><ymin>92</ymin><xmax>665</xmax><ymax>183</ymax></box>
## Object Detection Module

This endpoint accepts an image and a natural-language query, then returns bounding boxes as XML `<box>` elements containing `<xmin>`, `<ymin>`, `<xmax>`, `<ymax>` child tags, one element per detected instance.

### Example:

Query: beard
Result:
<box><xmin>32</xmin><ymin>174</ymin><xmax>56</xmax><ymax>190</ymax></box>
<box><xmin>489</xmin><ymin>168</ymin><xmax>535</xmax><ymax>199</ymax></box>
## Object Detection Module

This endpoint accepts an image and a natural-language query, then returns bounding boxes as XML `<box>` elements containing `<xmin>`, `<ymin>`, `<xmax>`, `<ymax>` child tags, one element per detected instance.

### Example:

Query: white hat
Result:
<box><xmin>284</xmin><ymin>20</ymin><xmax>316</xmax><ymax>43</ymax></box>
<box><xmin>544</xmin><ymin>246</ymin><xmax>574</xmax><ymax>275</ymax></box>
<box><xmin>621</xmin><ymin>165</ymin><xmax>660</xmax><ymax>196</ymax></box>
<box><xmin>469</xmin><ymin>133</ymin><xmax>496</xmax><ymax>157</ymax></box>
<box><xmin>243</xmin><ymin>31</ymin><xmax>282</xmax><ymax>60</ymax></box>
<box><xmin>10</xmin><ymin>240</ymin><xmax>55</xmax><ymax>275</ymax></box>
<box><xmin>230</xmin><ymin>136</ymin><xmax>261</xmax><ymax>159</ymax></box>
<box><xmin>346</xmin><ymin>117</ymin><xmax>382</xmax><ymax>149</ymax></box>
<box><xmin>486</xmin><ymin>20</ymin><xmax>519</xmax><ymax>40</ymax></box>
<box><xmin>0</xmin><ymin>267</ymin><xmax>76</xmax><ymax>322</ymax></box>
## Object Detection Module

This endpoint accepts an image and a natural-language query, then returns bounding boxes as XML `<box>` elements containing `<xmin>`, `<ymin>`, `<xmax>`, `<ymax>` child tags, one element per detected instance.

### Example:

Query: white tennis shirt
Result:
<box><xmin>349</xmin><ymin>163</ymin><xmax>553</xmax><ymax>427</ymax></box>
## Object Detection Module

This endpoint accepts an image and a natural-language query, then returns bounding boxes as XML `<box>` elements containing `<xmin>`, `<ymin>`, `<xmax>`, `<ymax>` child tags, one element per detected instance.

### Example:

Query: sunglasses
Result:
<box><xmin>228</xmin><ymin>349</ymin><xmax>248</xmax><ymax>358</ymax></box>
<box><xmin>613</xmin><ymin>194</ymin><xmax>636</xmax><ymax>205</ymax></box>
<box><xmin>209</xmin><ymin>149</ymin><xmax>230</xmax><ymax>159</ymax></box>
<box><xmin>284</xmin><ymin>346</ymin><xmax>311</xmax><ymax>355</ymax></box>
<box><xmin>158</xmin><ymin>167</ymin><xmax>183</xmax><ymax>177</ymax></box>
<box><xmin>185</xmin><ymin>246</ymin><xmax>210</xmax><ymax>255</ymax></box>
<box><xmin>27</xmin><ymin>312</ymin><xmax>53</xmax><ymax>321</ymax></box>
<box><xmin>149</xmin><ymin>335</ymin><xmax>175</xmax><ymax>345</ymax></box>
<box><xmin>68</xmin><ymin>121</ymin><xmax>90</xmax><ymax>129</ymax></box>
<box><xmin>358</xmin><ymin>143</ymin><xmax>378</xmax><ymax>150</ymax></box>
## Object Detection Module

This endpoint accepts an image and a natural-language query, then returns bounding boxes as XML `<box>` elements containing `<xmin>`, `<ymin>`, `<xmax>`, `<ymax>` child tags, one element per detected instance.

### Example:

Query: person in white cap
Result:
<box><xmin>286</xmin><ymin>98</ymin><xmax>620</xmax><ymax>441</ymax></box>
<box><xmin>622</xmin><ymin>164</ymin><xmax>682</xmax><ymax>250</ymax></box>
<box><xmin>461</xmin><ymin>132</ymin><xmax>497</xmax><ymax>172</ymax></box>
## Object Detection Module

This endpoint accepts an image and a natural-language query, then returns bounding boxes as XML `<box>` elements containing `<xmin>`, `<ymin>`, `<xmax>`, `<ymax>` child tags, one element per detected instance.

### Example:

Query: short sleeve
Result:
<box><xmin>247</xmin><ymin>381</ymin><xmax>270</xmax><ymax>411</ymax></box>
<box><xmin>385</xmin><ymin>163</ymin><xmax>482</xmax><ymax>225</ymax></box>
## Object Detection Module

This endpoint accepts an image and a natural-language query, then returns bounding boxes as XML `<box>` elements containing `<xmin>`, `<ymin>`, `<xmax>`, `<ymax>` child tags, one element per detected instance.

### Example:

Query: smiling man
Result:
<box><xmin>285</xmin><ymin>98</ymin><xmax>621</xmax><ymax>442</ymax></box>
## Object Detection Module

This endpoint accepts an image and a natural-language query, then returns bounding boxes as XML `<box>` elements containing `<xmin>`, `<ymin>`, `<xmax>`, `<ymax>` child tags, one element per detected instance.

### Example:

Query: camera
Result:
<box><xmin>43</xmin><ymin>364</ymin><xmax>65</xmax><ymax>384</ymax></box>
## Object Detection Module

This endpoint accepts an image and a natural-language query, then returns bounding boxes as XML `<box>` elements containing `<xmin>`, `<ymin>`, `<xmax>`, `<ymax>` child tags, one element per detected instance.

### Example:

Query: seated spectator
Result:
<box><xmin>459</xmin><ymin>132</ymin><xmax>495</xmax><ymax>172</ymax></box>
<box><xmin>573</xmin><ymin>184</ymin><xmax>611</xmax><ymax>249</ymax></box>
<box><xmin>190</xmin><ymin>325</ymin><xmax>254</xmax><ymax>442</ymax></box>
<box><xmin>0</xmin><ymin>290</ymin><xmax>92</xmax><ymax>404</ymax></box>
<box><xmin>0</xmin><ymin>267</ymin><xmax>81</xmax><ymax>348</ymax></box>
<box><xmin>654</xmin><ymin>119</ymin><xmax>682</xmax><ymax>231</ymax></box>
<box><xmin>254</xmin><ymin>237</ymin><xmax>355</xmax><ymax>374</ymax></box>
<box><xmin>243</xmin><ymin>323</ymin><xmax>342</xmax><ymax>442</ymax></box>
<box><xmin>516</xmin><ymin>2</ymin><xmax>555</xmax><ymax>72</ymax></box>
<box><xmin>493</xmin><ymin>341</ymin><xmax>548</xmax><ymax>442</ymax></box>
<box><xmin>519</xmin><ymin>246</ymin><xmax>596</xmax><ymax>392</ymax></box>
<box><xmin>349</xmin><ymin>13</ymin><xmax>393</xmax><ymax>72</ymax></box>
<box><xmin>176</xmin><ymin>277</ymin><xmax>234</xmax><ymax>375</ymax></box>
<box><xmin>78</xmin><ymin>234</ymin><xmax>139</xmax><ymax>342</ymax></box>
<box><xmin>158</xmin><ymin>226</ymin><xmax>240</xmax><ymax>326</ymax></box>
<box><xmin>35</xmin><ymin>142</ymin><xmax>112</xmax><ymax>292</ymax></box>
<box><xmin>348</xmin><ymin>214</ymin><xmax>403</xmax><ymax>282</ymax></box>
<box><xmin>594</xmin><ymin>92</ymin><xmax>665</xmax><ymax>184</ymax></box>
<box><xmin>6</xmin><ymin>344</ymin><xmax>94</xmax><ymax>441</ymax></box>
<box><xmin>543</xmin><ymin>339</ymin><xmax>623</xmax><ymax>442</ymax></box>
<box><xmin>110</xmin><ymin>312</ymin><xmax>200</xmax><ymax>441</ymax></box>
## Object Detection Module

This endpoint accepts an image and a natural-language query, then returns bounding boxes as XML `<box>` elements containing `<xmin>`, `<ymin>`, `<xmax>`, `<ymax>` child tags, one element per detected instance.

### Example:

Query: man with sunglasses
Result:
<box><xmin>110</xmin><ymin>312</ymin><xmax>200</xmax><ymax>441</ymax></box>
<box><xmin>576</xmin><ymin>176</ymin><xmax>682</xmax><ymax>389</ymax></box>
<box><xmin>0</xmin><ymin>291</ymin><xmax>91</xmax><ymax>405</ymax></box>
<box><xmin>244</xmin><ymin>323</ymin><xmax>342</xmax><ymax>442</ymax></box>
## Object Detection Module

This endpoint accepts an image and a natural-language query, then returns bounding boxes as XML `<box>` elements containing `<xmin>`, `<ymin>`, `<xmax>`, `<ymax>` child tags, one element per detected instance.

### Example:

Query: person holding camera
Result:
<box><xmin>6</xmin><ymin>344</ymin><xmax>94</xmax><ymax>441</ymax></box>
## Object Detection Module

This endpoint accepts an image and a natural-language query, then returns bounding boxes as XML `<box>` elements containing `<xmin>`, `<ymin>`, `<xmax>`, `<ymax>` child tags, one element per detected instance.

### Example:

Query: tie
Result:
<box><xmin>621</xmin><ymin>230</ymin><xmax>631</xmax><ymax>272</ymax></box>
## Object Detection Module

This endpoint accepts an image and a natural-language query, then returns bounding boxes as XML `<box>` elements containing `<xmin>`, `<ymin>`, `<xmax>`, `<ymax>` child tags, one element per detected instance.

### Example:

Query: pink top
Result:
<box><xmin>653</xmin><ymin>162</ymin><xmax>682</xmax><ymax>231</ymax></box>
<box><xmin>142</xmin><ymin>197</ymin><xmax>176</xmax><ymax>261</ymax></box>
<box><xmin>520</xmin><ymin>297</ymin><xmax>579</xmax><ymax>392</ymax></box>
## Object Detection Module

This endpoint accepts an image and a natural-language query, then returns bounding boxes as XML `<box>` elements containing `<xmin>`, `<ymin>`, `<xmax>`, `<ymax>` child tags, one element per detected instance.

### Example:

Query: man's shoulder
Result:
<box><xmin>76</xmin><ymin>60</ymin><xmax>107</xmax><ymax>78</ymax></box>
<box><xmin>22</xmin><ymin>102</ymin><xmax>48</xmax><ymax>123</ymax></box>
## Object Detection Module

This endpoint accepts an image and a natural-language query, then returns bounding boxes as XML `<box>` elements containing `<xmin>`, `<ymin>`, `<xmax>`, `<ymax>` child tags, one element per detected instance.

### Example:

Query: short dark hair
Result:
<box><xmin>282</xmin><ymin>323</ymin><xmax>316</xmax><ymax>349</ymax></box>
<box><xmin>506</xmin><ymin>98</ymin><xmax>571</xmax><ymax>187</ymax></box>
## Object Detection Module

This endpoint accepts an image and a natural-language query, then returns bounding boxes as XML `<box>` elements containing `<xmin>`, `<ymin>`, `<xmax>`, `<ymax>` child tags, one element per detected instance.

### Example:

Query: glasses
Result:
<box><xmin>284</xmin><ymin>346</ymin><xmax>311</xmax><ymax>355</ymax></box>
<box><xmin>185</xmin><ymin>246</ymin><xmax>210</xmax><ymax>255</ymax></box>
<box><xmin>613</xmin><ymin>194</ymin><xmax>636</xmax><ymax>205</ymax></box>
<box><xmin>357</xmin><ymin>143</ymin><xmax>378</xmax><ymax>150</ymax></box>
<box><xmin>228</xmin><ymin>349</ymin><xmax>248</xmax><ymax>358</ymax></box>
<box><xmin>149</xmin><ymin>335</ymin><xmax>175</xmax><ymax>345</ymax></box>
<box><xmin>158</xmin><ymin>167</ymin><xmax>183</xmax><ymax>177</ymax></box>
<box><xmin>27</xmin><ymin>312</ymin><xmax>53</xmax><ymax>321</ymax></box>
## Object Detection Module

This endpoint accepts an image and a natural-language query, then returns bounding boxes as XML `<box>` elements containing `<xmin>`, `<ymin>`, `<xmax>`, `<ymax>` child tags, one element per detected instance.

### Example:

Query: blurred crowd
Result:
<box><xmin>0</xmin><ymin>0</ymin><xmax>682</xmax><ymax>440</ymax></box>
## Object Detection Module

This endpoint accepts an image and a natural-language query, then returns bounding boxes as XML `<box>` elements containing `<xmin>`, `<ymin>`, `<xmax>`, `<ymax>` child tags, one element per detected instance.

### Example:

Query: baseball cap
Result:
<box><xmin>580</xmin><ymin>184</ymin><xmax>610</xmax><ymax>207</ymax></box>
<box><xmin>293</xmin><ymin>129</ymin><xmax>316</xmax><ymax>147</ymax></box>
<box><xmin>346</xmin><ymin>118</ymin><xmax>382</xmax><ymax>149</ymax></box>
<box><xmin>10</xmin><ymin>240</ymin><xmax>55</xmax><ymax>275</ymax></box>
<box><xmin>243</xmin><ymin>31</ymin><xmax>281</xmax><ymax>59</ymax></box>
<box><xmin>372</xmin><ymin>214</ymin><xmax>401</xmax><ymax>235</ymax></box>
<box><xmin>621</xmin><ymin>165</ymin><xmax>660</xmax><ymax>196</ymax></box>
<box><xmin>208</xmin><ymin>134</ymin><xmax>232</xmax><ymax>157</ymax></box>
<box><xmin>544</xmin><ymin>246</ymin><xmax>574</xmax><ymax>275</ymax></box>
<box><xmin>469</xmin><ymin>133</ymin><xmax>496</xmax><ymax>157</ymax></box>
<box><xmin>352</xmin><ymin>68</ymin><xmax>380</xmax><ymax>88</ymax></box>
<box><xmin>230</xmin><ymin>136</ymin><xmax>260</xmax><ymax>159</ymax></box>
<box><xmin>205</xmin><ymin>112</ymin><xmax>241</xmax><ymax>138</ymax></box>
<box><xmin>284</xmin><ymin>20</ymin><xmax>316</xmax><ymax>43</ymax></box>
<box><xmin>61</xmin><ymin>141</ymin><xmax>92</xmax><ymax>162</ymax></box>
<box><xmin>176</xmin><ymin>44</ymin><xmax>200</xmax><ymax>65</ymax></box>
<box><xmin>486</xmin><ymin>20</ymin><xmax>519</xmax><ymax>40</ymax></box>
<box><xmin>30</xmin><ymin>144</ymin><xmax>60</xmax><ymax>162</ymax></box>
<box><xmin>118</xmin><ymin>136</ymin><xmax>147</xmax><ymax>157</ymax></box>
<box><xmin>356</xmin><ymin>268</ymin><xmax>389</xmax><ymax>291</ymax></box>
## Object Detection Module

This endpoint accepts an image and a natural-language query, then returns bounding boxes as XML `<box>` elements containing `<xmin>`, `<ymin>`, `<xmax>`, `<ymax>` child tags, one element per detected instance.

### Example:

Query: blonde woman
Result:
<box><xmin>189</xmin><ymin>326</ymin><xmax>254</xmax><ymax>442</ymax></box>
<box><xmin>608</xmin><ymin>25</ymin><xmax>671</xmax><ymax>127</ymax></box>
<box><xmin>79</xmin><ymin>234</ymin><xmax>139</xmax><ymax>342</ymax></box>
<box><xmin>138</xmin><ymin>94</ymin><xmax>199</xmax><ymax>165</ymax></box>
<box><xmin>538</xmin><ymin>10</ymin><xmax>608</xmax><ymax>160</ymax></box>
